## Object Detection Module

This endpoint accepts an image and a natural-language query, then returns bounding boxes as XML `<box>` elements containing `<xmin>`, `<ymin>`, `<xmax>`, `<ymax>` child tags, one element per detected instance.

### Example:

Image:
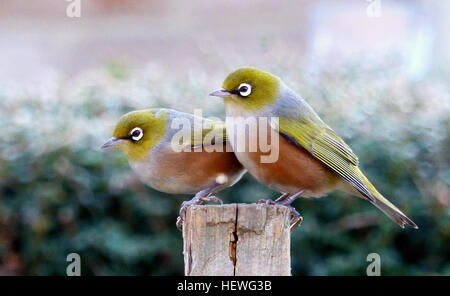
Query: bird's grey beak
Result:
<box><xmin>209</xmin><ymin>88</ymin><xmax>232</xmax><ymax>98</ymax></box>
<box><xmin>101</xmin><ymin>137</ymin><xmax>124</xmax><ymax>149</ymax></box>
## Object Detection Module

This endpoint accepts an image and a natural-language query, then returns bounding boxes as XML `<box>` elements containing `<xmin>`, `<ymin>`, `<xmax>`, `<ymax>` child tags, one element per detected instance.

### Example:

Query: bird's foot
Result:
<box><xmin>256</xmin><ymin>191</ymin><xmax>304</xmax><ymax>232</ymax></box>
<box><xmin>256</xmin><ymin>192</ymin><xmax>290</xmax><ymax>205</ymax></box>
<box><xmin>256</xmin><ymin>198</ymin><xmax>276</xmax><ymax>205</ymax></box>
<box><xmin>176</xmin><ymin>195</ymin><xmax>223</xmax><ymax>230</ymax></box>
<box><xmin>286</xmin><ymin>205</ymin><xmax>303</xmax><ymax>232</ymax></box>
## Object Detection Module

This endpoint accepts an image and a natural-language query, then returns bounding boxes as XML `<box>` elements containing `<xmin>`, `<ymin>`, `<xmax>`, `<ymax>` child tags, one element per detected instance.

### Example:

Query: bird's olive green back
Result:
<box><xmin>112</xmin><ymin>110</ymin><xmax>167</xmax><ymax>161</ymax></box>
<box><xmin>222</xmin><ymin>67</ymin><xmax>280</xmax><ymax>111</ymax></box>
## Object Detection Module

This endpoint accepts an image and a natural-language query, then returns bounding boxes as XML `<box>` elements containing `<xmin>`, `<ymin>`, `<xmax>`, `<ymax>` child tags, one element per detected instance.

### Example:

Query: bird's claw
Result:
<box><xmin>256</xmin><ymin>199</ymin><xmax>276</xmax><ymax>205</ymax></box>
<box><xmin>257</xmin><ymin>202</ymin><xmax>303</xmax><ymax>231</ymax></box>
<box><xmin>200</xmin><ymin>196</ymin><xmax>223</xmax><ymax>205</ymax></box>
<box><xmin>286</xmin><ymin>205</ymin><xmax>303</xmax><ymax>232</ymax></box>
<box><xmin>257</xmin><ymin>192</ymin><xmax>303</xmax><ymax>232</ymax></box>
<box><xmin>175</xmin><ymin>216</ymin><xmax>183</xmax><ymax>230</ymax></box>
<box><xmin>176</xmin><ymin>195</ymin><xmax>223</xmax><ymax>230</ymax></box>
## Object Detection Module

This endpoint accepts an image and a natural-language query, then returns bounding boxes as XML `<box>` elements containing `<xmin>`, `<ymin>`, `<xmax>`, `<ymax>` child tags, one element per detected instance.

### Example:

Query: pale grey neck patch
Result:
<box><xmin>271</xmin><ymin>83</ymin><xmax>325</xmax><ymax>124</ymax></box>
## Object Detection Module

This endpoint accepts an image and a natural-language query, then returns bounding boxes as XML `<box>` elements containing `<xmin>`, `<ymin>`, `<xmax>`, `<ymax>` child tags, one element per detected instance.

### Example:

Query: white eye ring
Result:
<box><xmin>130</xmin><ymin>127</ymin><xmax>144</xmax><ymax>141</ymax></box>
<box><xmin>238</xmin><ymin>83</ymin><xmax>252</xmax><ymax>97</ymax></box>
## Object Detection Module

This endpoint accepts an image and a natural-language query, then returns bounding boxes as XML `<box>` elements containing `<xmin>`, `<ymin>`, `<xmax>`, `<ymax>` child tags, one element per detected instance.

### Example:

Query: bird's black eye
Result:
<box><xmin>238</xmin><ymin>83</ymin><xmax>252</xmax><ymax>97</ymax></box>
<box><xmin>130</xmin><ymin>127</ymin><xmax>144</xmax><ymax>141</ymax></box>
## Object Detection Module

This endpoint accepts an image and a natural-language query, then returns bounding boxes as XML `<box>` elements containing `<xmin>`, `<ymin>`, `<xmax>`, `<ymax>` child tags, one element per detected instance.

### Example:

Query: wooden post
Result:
<box><xmin>182</xmin><ymin>203</ymin><xmax>291</xmax><ymax>276</ymax></box>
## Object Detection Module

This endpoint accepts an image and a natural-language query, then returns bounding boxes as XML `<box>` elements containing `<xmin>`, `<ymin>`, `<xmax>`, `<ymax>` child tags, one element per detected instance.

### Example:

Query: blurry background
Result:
<box><xmin>0</xmin><ymin>0</ymin><xmax>448</xmax><ymax>275</ymax></box>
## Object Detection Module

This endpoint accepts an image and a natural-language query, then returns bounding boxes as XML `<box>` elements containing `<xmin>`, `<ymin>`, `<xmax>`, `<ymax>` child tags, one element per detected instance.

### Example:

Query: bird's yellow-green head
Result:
<box><xmin>101</xmin><ymin>110</ymin><xmax>167</xmax><ymax>161</ymax></box>
<box><xmin>210</xmin><ymin>67</ymin><xmax>281</xmax><ymax>112</ymax></box>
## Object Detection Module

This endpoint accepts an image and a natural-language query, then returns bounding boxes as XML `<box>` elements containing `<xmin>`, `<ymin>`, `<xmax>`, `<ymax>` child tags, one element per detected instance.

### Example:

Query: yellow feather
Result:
<box><xmin>277</xmin><ymin>117</ymin><xmax>373</xmax><ymax>201</ymax></box>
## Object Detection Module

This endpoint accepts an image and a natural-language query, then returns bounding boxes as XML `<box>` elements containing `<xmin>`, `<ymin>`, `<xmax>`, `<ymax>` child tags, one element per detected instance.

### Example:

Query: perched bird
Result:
<box><xmin>210</xmin><ymin>67</ymin><xmax>417</xmax><ymax>230</ymax></box>
<box><xmin>101</xmin><ymin>108</ymin><xmax>246</xmax><ymax>228</ymax></box>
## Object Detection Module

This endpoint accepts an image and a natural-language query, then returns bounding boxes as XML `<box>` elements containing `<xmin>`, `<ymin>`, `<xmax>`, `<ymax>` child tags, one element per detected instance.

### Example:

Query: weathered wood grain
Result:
<box><xmin>182</xmin><ymin>203</ymin><xmax>291</xmax><ymax>276</ymax></box>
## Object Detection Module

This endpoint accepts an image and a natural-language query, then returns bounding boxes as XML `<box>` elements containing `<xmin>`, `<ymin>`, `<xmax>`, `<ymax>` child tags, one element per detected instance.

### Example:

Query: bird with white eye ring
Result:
<box><xmin>237</xmin><ymin>83</ymin><xmax>252</xmax><ymax>97</ymax></box>
<box><xmin>130</xmin><ymin>127</ymin><xmax>144</xmax><ymax>141</ymax></box>
<box><xmin>209</xmin><ymin>67</ymin><xmax>418</xmax><ymax>230</ymax></box>
<box><xmin>101</xmin><ymin>108</ymin><xmax>246</xmax><ymax>230</ymax></box>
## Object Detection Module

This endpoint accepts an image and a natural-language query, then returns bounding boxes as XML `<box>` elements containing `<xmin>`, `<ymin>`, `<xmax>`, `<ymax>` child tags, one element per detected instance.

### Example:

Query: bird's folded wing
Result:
<box><xmin>189</xmin><ymin>120</ymin><xmax>228</xmax><ymax>147</ymax></box>
<box><xmin>276</xmin><ymin>117</ymin><xmax>375</xmax><ymax>202</ymax></box>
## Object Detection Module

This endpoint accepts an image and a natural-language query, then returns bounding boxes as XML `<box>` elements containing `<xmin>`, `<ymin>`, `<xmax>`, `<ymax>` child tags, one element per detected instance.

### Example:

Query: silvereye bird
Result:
<box><xmin>210</xmin><ymin>67</ymin><xmax>417</xmax><ymax>230</ymax></box>
<box><xmin>101</xmin><ymin>108</ymin><xmax>246</xmax><ymax>228</ymax></box>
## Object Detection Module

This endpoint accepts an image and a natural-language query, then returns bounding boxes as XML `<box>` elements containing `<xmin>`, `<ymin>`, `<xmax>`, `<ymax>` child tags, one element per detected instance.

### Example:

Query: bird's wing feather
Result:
<box><xmin>276</xmin><ymin>117</ymin><xmax>375</xmax><ymax>202</ymax></box>
<box><xmin>189</xmin><ymin>119</ymin><xmax>228</xmax><ymax>147</ymax></box>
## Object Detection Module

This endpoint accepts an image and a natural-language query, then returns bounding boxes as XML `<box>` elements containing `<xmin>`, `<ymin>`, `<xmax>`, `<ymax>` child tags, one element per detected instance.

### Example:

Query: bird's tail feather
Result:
<box><xmin>370</xmin><ymin>191</ymin><xmax>418</xmax><ymax>229</ymax></box>
<box><xmin>354</xmin><ymin>168</ymin><xmax>418</xmax><ymax>229</ymax></box>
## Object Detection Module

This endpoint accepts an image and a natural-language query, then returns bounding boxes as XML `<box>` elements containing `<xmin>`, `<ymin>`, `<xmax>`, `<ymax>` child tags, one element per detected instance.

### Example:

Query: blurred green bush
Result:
<box><xmin>0</xmin><ymin>61</ymin><xmax>448</xmax><ymax>275</ymax></box>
